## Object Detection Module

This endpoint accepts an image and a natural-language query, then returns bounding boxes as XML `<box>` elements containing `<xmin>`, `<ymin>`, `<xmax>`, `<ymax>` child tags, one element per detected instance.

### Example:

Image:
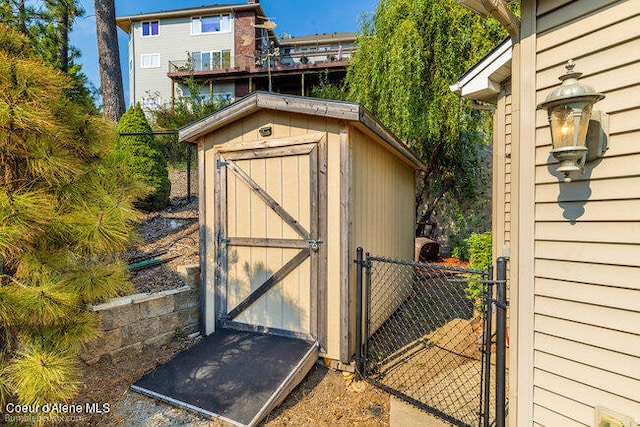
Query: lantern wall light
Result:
<box><xmin>537</xmin><ymin>60</ymin><xmax>609</xmax><ymax>183</ymax></box>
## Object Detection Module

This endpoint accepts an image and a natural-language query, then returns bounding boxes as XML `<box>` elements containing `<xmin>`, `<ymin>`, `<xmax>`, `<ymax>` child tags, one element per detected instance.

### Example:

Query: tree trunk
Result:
<box><xmin>94</xmin><ymin>0</ymin><xmax>125</xmax><ymax>122</ymax></box>
<box><xmin>56</xmin><ymin>2</ymin><xmax>69</xmax><ymax>72</ymax></box>
<box><xmin>17</xmin><ymin>0</ymin><xmax>27</xmax><ymax>33</ymax></box>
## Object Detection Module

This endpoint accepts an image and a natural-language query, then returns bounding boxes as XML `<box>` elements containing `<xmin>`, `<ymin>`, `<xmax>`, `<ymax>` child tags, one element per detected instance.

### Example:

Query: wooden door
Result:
<box><xmin>215</xmin><ymin>140</ymin><xmax>321</xmax><ymax>339</ymax></box>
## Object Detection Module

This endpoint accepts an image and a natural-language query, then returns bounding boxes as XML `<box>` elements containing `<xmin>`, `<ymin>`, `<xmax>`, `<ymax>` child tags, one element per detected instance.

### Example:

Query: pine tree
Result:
<box><xmin>117</xmin><ymin>105</ymin><xmax>171</xmax><ymax>211</ymax></box>
<box><xmin>0</xmin><ymin>25</ymin><xmax>145</xmax><ymax>409</ymax></box>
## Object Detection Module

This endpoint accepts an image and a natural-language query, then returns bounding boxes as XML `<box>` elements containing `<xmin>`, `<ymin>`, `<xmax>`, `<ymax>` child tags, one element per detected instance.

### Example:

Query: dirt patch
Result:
<box><xmin>126</xmin><ymin>170</ymin><xmax>199</xmax><ymax>294</ymax></box>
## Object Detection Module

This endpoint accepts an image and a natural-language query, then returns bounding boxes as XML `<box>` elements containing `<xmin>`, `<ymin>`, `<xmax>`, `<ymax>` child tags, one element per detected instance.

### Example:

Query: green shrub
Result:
<box><xmin>468</xmin><ymin>231</ymin><xmax>492</xmax><ymax>271</ymax></box>
<box><xmin>117</xmin><ymin>104</ymin><xmax>170</xmax><ymax>211</ymax></box>
<box><xmin>465</xmin><ymin>232</ymin><xmax>492</xmax><ymax>306</ymax></box>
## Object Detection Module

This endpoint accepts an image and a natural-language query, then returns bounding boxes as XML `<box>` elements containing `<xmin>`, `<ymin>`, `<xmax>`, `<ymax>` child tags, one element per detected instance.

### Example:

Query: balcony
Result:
<box><xmin>167</xmin><ymin>54</ymin><xmax>350</xmax><ymax>80</ymax></box>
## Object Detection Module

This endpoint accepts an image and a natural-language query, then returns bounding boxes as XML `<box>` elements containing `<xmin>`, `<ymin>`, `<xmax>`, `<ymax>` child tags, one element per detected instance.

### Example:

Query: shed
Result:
<box><xmin>180</xmin><ymin>92</ymin><xmax>424</xmax><ymax>363</ymax></box>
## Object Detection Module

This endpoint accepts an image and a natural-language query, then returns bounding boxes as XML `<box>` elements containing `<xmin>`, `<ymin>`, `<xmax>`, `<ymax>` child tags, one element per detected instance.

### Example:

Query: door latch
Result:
<box><xmin>307</xmin><ymin>239</ymin><xmax>323</xmax><ymax>252</ymax></box>
<box><xmin>218</xmin><ymin>232</ymin><xmax>230</xmax><ymax>245</ymax></box>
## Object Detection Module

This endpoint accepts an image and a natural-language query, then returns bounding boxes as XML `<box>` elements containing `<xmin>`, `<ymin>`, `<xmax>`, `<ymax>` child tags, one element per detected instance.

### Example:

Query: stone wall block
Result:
<box><xmin>99</xmin><ymin>303</ymin><xmax>140</xmax><ymax>330</ymax></box>
<box><xmin>140</xmin><ymin>295</ymin><xmax>175</xmax><ymax>319</ymax></box>
<box><xmin>159</xmin><ymin>310</ymin><xmax>190</xmax><ymax>333</ymax></box>
<box><xmin>120</xmin><ymin>317</ymin><xmax>160</xmax><ymax>346</ymax></box>
<box><xmin>174</xmin><ymin>289</ymin><xmax>198</xmax><ymax>311</ymax></box>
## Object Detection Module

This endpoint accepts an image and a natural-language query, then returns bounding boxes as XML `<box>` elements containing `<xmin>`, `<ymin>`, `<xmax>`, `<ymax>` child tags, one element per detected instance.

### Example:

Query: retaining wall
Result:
<box><xmin>82</xmin><ymin>265</ymin><xmax>200</xmax><ymax>364</ymax></box>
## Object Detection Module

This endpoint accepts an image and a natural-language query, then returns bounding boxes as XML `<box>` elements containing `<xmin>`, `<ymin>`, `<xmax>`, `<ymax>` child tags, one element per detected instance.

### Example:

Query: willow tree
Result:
<box><xmin>347</xmin><ymin>0</ymin><xmax>507</xmax><ymax>238</ymax></box>
<box><xmin>0</xmin><ymin>26</ymin><xmax>144</xmax><ymax>408</ymax></box>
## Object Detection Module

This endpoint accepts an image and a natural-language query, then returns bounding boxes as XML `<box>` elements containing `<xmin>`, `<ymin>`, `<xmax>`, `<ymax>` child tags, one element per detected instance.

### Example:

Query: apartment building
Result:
<box><xmin>116</xmin><ymin>1</ymin><xmax>356</xmax><ymax>111</ymax></box>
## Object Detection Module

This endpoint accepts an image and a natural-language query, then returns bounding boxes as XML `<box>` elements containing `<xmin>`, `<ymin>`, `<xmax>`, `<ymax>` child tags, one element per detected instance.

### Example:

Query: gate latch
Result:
<box><xmin>307</xmin><ymin>239</ymin><xmax>323</xmax><ymax>252</ymax></box>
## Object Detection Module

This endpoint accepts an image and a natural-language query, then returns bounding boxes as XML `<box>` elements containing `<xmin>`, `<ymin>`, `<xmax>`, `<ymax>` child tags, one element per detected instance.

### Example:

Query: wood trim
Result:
<box><xmin>223</xmin><ymin>143</ymin><xmax>317</xmax><ymax>161</ymax></box>
<box><xmin>339</xmin><ymin>121</ymin><xmax>352</xmax><ymax>363</ymax></box>
<box><xmin>226</xmin><ymin>237</ymin><xmax>308</xmax><ymax>249</ymax></box>
<box><xmin>316</xmin><ymin>135</ymin><xmax>329</xmax><ymax>350</ymax></box>
<box><xmin>179</xmin><ymin>96</ymin><xmax>260</xmax><ymax>143</ymax></box>
<box><xmin>217</xmin><ymin>132</ymin><xmax>325</xmax><ymax>153</ymax></box>
<box><xmin>309</xmin><ymin>145</ymin><xmax>320</xmax><ymax>343</ymax></box>
<box><xmin>224</xmin><ymin>158</ymin><xmax>311</xmax><ymax>240</ymax></box>
<box><xmin>226</xmin><ymin>249</ymin><xmax>310</xmax><ymax>321</ymax></box>
<box><xmin>256</xmin><ymin>93</ymin><xmax>361</xmax><ymax>121</ymax></box>
<box><xmin>222</xmin><ymin>321</ymin><xmax>315</xmax><ymax>342</ymax></box>
<box><xmin>214</xmin><ymin>152</ymin><xmax>228</xmax><ymax>332</ymax></box>
<box><xmin>198</xmin><ymin>144</ymin><xmax>208</xmax><ymax>334</ymax></box>
<box><xmin>513</xmin><ymin>1</ymin><xmax>537</xmax><ymax>425</ymax></box>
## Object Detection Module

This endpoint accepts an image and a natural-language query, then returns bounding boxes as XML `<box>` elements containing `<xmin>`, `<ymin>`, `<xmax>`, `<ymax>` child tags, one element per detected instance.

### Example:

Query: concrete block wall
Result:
<box><xmin>82</xmin><ymin>265</ymin><xmax>200</xmax><ymax>363</ymax></box>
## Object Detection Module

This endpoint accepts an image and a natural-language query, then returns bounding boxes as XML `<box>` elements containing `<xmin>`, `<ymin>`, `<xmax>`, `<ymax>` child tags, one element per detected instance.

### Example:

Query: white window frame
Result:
<box><xmin>191</xmin><ymin>14</ymin><xmax>231</xmax><ymax>35</ymax></box>
<box><xmin>141</xmin><ymin>20</ymin><xmax>159</xmax><ymax>37</ymax></box>
<box><xmin>191</xmin><ymin>50</ymin><xmax>232</xmax><ymax>70</ymax></box>
<box><xmin>141</xmin><ymin>96</ymin><xmax>161</xmax><ymax>110</ymax></box>
<box><xmin>140</xmin><ymin>53</ymin><xmax>161</xmax><ymax>69</ymax></box>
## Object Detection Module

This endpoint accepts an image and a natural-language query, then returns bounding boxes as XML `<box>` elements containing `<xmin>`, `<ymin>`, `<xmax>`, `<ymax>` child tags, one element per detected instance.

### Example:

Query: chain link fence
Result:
<box><xmin>357</xmin><ymin>253</ymin><xmax>505</xmax><ymax>427</ymax></box>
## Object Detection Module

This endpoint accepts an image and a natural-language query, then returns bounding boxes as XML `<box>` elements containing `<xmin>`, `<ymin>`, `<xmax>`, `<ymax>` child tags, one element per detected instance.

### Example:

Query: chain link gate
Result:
<box><xmin>354</xmin><ymin>248</ymin><xmax>507</xmax><ymax>427</ymax></box>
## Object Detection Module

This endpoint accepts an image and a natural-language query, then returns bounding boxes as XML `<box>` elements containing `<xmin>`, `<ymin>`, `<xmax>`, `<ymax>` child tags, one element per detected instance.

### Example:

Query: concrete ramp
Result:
<box><xmin>132</xmin><ymin>330</ymin><xmax>318</xmax><ymax>426</ymax></box>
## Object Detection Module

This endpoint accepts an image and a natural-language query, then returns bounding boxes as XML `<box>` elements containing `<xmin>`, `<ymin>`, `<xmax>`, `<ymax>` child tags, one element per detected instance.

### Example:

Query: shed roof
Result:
<box><xmin>449</xmin><ymin>38</ymin><xmax>512</xmax><ymax>104</ymax></box>
<box><xmin>179</xmin><ymin>92</ymin><xmax>425</xmax><ymax>170</ymax></box>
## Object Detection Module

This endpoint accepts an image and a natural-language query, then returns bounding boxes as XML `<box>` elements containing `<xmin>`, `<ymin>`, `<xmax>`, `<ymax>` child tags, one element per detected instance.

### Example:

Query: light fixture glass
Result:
<box><xmin>537</xmin><ymin>60</ymin><xmax>604</xmax><ymax>182</ymax></box>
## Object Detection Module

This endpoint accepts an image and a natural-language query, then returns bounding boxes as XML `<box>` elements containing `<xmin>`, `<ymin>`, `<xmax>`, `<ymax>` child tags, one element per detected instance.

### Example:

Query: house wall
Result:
<box><xmin>514</xmin><ymin>0</ymin><xmax>640</xmax><ymax>424</ymax></box>
<box><xmin>129</xmin><ymin>14</ymin><xmax>236</xmax><ymax>109</ymax></box>
<box><xmin>493</xmin><ymin>79</ymin><xmax>512</xmax><ymax>262</ymax></box>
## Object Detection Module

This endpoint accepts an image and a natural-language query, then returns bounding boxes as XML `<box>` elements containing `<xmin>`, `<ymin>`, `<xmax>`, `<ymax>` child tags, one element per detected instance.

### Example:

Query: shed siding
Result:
<box><xmin>201</xmin><ymin>109</ymin><xmax>345</xmax><ymax>358</ymax></box>
<box><xmin>530</xmin><ymin>0</ymin><xmax>640</xmax><ymax>424</ymax></box>
<box><xmin>350</xmin><ymin>126</ymin><xmax>415</xmax><ymax>336</ymax></box>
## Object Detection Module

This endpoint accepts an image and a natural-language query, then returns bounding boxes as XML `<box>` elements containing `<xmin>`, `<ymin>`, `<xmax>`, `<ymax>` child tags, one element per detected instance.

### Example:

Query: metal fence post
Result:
<box><xmin>187</xmin><ymin>144</ymin><xmax>192</xmax><ymax>203</ymax></box>
<box><xmin>354</xmin><ymin>247</ymin><xmax>364</xmax><ymax>379</ymax></box>
<box><xmin>362</xmin><ymin>252</ymin><xmax>371</xmax><ymax>379</ymax></box>
<box><xmin>482</xmin><ymin>265</ymin><xmax>494</xmax><ymax>427</ymax></box>
<box><xmin>496</xmin><ymin>257</ymin><xmax>507</xmax><ymax>427</ymax></box>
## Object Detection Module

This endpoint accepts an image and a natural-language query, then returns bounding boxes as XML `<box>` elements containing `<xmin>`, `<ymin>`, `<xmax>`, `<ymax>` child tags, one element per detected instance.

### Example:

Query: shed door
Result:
<box><xmin>215</xmin><ymin>141</ymin><xmax>320</xmax><ymax>338</ymax></box>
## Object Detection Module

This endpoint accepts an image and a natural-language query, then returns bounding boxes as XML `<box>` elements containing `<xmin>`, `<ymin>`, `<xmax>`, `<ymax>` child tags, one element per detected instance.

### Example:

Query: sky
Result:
<box><xmin>69</xmin><ymin>0</ymin><xmax>379</xmax><ymax>105</ymax></box>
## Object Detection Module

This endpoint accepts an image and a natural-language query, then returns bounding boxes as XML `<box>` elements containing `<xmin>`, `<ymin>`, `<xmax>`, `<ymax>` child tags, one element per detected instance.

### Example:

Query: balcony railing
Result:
<box><xmin>168</xmin><ymin>53</ymin><xmax>351</xmax><ymax>75</ymax></box>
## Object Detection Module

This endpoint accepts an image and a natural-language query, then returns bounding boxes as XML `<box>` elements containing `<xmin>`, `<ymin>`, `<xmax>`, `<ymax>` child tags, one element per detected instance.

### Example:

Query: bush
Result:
<box><xmin>465</xmin><ymin>232</ymin><xmax>492</xmax><ymax>306</ymax></box>
<box><xmin>468</xmin><ymin>232</ymin><xmax>492</xmax><ymax>271</ymax></box>
<box><xmin>0</xmin><ymin>25</ymin><xmax>143</xmax><ymax>409</ymax></box>
<box><xmin>117</xmin><ymin>104</ymin><xmax>171</xmax><ymax>211</ymax></box>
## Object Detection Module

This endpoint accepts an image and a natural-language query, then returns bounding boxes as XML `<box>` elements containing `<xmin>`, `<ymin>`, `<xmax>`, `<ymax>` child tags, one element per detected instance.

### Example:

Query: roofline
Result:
<box><xmin>179</xmin><ymin>92</ymin><xmax>425</xmax><ymax>170</ymax></box>
<box><xmin>116</xmin><ymin>3</ymin><xmax>263</xmax><ymax>33</ymax></box>
<box><xmin>449</xmin><ymin>38</ymin><xmax>512</xmax><ymax>103</ymax></box>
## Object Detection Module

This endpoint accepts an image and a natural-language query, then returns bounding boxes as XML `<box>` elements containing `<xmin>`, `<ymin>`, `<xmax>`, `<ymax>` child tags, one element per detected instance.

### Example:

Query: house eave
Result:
<box><xmin>449</xmin><ymin>38</ymin><xmax>512</xmax><ymax>104</ymax></box>
<box><xmin>116</xmin><ymin>3</ymin><xmax>263</xmax><ymax>33</ymax></box>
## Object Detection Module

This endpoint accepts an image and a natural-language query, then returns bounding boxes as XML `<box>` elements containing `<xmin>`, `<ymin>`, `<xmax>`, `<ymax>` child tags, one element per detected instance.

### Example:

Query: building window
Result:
<box><xmin>191</xmin><ymin>14</ymin><xmax>231</xmax><ymax>35</ymax></box>
<box><xmin>142</xmin><ymin>21</ymin><xmax>159</xmax><ymax>37</ymax></box>
<box><xmin>191</xmin><ymin>50</ymin><xmax>231</xmax><ymax>70</ymax></box>
<box><xmin>141</xmin><ymin>96</ymin><xmax>161</xmax><ymax>110</ymax></box>
<box><xmin>141</xmin><ymin>53</ymin><xmax>161</xmax><ymax>68</ymax></box>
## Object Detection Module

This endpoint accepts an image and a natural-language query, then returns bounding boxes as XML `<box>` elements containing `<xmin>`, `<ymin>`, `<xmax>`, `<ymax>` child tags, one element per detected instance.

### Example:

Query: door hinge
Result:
<box><xmin>218</xmin><ymin>232</ymin><xmax>230</xmax><ymax>245</ymax></box>
<box><xmin>216</xmin><ymin>159</ymin><xmax>229</xmax><ymax>169</ymax></box>
<box><xmin>307</xmin><ymin>239</ymin><xmax>323</xmax><ymax>252</ymax></box>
